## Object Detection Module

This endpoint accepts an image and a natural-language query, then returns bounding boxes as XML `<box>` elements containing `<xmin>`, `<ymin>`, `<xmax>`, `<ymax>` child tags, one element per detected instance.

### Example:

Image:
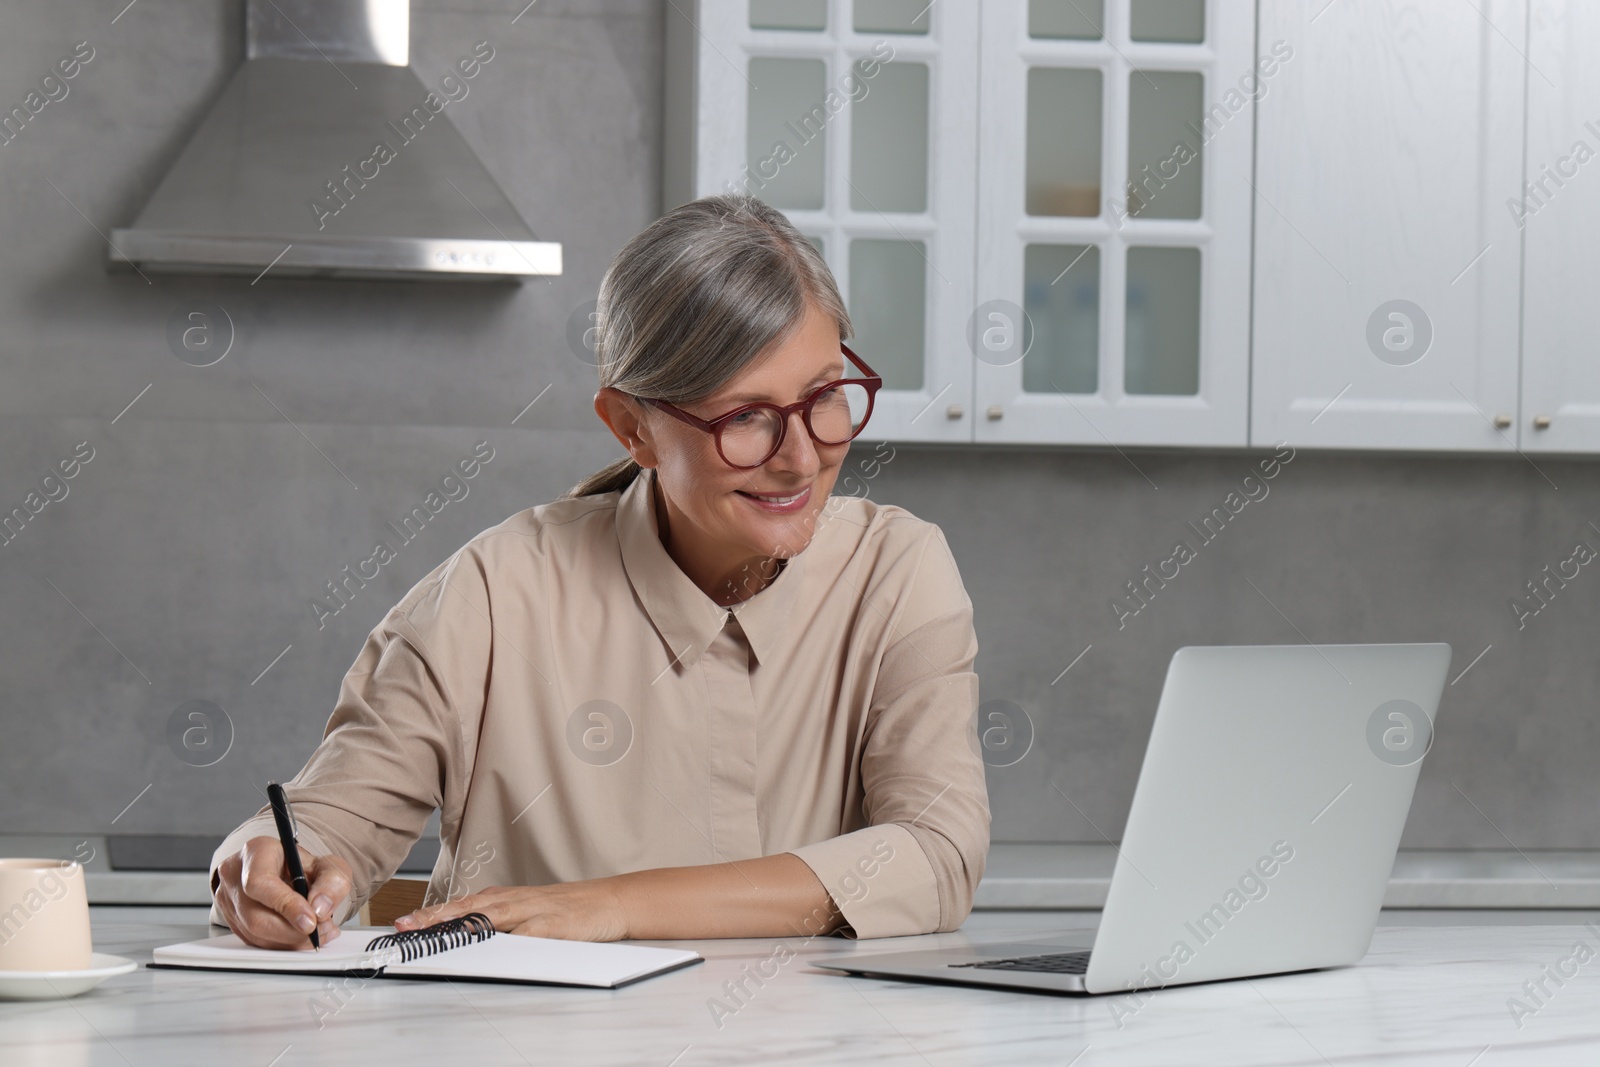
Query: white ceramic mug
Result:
<box><xmin>0</xmin><ymin>859</ymin><xmax>93</xmax><ymax>971</ymax></box>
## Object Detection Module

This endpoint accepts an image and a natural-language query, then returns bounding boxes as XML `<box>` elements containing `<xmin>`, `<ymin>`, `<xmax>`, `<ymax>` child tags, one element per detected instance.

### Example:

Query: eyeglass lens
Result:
<box><xmin>719</xmin><ymin>382</ymin><xmax>872</xmax><ymax>466</ymax></box>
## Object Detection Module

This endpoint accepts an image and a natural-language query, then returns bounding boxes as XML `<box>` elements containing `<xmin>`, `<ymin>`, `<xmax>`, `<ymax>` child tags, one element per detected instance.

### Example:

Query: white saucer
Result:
<box><xmin>0</xmin><ymin>953</ymin><xmax>138</xmax><ymax>1000</ymax></box>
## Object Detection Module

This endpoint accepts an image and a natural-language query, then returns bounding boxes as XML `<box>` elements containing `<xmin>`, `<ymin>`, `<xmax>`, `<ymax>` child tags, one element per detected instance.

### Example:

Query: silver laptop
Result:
<box><xmin>815</xmin><ymin>642</ymin><xmax>1452</xmax><ymax>995</ymax></box>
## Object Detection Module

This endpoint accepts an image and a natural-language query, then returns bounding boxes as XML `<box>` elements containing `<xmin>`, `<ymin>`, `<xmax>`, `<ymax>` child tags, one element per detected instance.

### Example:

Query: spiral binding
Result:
<box><xmin>364</xmin><ymin>912</ymin><xmax>496</xmax><ymax>968</ymax></box>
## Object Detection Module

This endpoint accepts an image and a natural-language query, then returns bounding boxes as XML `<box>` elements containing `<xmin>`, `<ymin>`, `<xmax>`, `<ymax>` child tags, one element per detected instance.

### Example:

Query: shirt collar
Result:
<box><xmin>616</xmin><ymin>466</ymin><xmax>810</xmax><ymax>667</ymax></box>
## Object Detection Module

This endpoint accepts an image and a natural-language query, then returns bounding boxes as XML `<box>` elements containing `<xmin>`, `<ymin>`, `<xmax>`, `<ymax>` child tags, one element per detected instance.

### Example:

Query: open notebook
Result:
<box><xmin>149</xmin><ymin>913</ymin><xmax>703</xmax><ymax>989</ymax></box>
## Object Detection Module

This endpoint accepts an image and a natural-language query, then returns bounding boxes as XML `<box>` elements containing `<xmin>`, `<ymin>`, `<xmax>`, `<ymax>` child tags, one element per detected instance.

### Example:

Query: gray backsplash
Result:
<box><xmin>1</xmin><ymin>0</ymin><xmax>1594</xmax><ymax>856</ymax></box>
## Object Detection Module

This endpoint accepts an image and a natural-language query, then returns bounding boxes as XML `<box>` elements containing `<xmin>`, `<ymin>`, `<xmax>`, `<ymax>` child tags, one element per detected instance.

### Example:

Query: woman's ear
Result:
<box><xmin>593</xmin><ymin>388</ymin><xmax>660</xmax><ymax>468</ymax></box>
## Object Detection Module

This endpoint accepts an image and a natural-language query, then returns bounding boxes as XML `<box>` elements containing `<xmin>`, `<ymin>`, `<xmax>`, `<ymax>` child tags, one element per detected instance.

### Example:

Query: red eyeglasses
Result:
<box><xmin>630</xmin><ymin>343</ymin><xmax>882</xmax><ymax>470</ymax></box>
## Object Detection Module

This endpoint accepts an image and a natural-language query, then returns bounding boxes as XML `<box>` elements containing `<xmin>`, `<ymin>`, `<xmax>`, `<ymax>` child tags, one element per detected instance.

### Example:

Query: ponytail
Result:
<box><xmin>564</xmin><ymin>456</ymin><xmax>643</xmax><ymax>499</ymax></box>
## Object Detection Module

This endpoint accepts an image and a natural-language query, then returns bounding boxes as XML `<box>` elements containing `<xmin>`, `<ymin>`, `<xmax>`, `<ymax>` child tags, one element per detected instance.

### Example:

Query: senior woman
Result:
<box><xmin>208</xmin><ymin>193</ymin><xmax>990</xmax><ymax>949</ymax></box>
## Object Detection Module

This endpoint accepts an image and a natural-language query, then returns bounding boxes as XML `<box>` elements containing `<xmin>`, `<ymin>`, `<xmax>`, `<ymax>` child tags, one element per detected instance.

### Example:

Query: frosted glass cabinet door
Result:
<box><xmin>974</xmin><ymin>1</ymin><xmax>1253</xmax><ymax>446</ymax></box>
<box><xmin>666</xmin><ymin>0</ymin><xmax>979</xmax><ymax>443</ymax></box>
<box><xmin>746</xmin><ymin>58</ymin><xmax>827</xmax><ymax>209</ymax></box>
<box><xmin>1521</xmin><ymin>0</ymin><xmax>1600</xmax><ymax>453</ymax></box>
<box><xmin>1250</xmin><ymin>1</ymin><xmax>1525</xmax><ymax>450</ymax></box>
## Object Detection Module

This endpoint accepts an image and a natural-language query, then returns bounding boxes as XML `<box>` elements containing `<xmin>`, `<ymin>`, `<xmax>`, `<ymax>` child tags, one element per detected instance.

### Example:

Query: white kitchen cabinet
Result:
<box><xmin>1521</xmin><ymin>0</ymin><xmax>1600</xmax><ymax>453</ymax></box>
<box><xmin>1251</xmin><ymin>0</ymin><xmax>1527</xmax><ymax>451</ymax></box>
<box><xmin>667</xmin><ymin>0</ymin><xmax>1257</xmax><ymax>449</ymax></box>
<box><xmin>973</xmin><ymin>0</ymin><xmax>1255</xmax><ymax>447</ymax></box>
<box><xmin>665</xmin><ymin>0</ymin><xmax>978</xmax><ymax>443</ymax></box>
<box><xmin>664</xmin><ymin>2</ymin><xmax>1600</xmax><ymax>456</ymax></box>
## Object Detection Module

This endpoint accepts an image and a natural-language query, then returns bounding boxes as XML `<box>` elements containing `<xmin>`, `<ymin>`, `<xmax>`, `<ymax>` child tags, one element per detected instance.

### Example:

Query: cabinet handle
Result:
<box><xmin>946</xmin><ymin>404</ymin><xmax>964</xmax><ymax>420</ymax></box>
<box><xmin>1534</xmin><ymin>415</ymin><xmax>1552</xmax><ymax>430</ymax></box>
<box><xmin>987</xmin><ymin>405</ymin><xmax>1004</xmax><ymax>420</ymax></box>
<box><xmin>1493</xmin><ymin>414</ymin><xmax>1512</xmax><ymax>429</ymax></box>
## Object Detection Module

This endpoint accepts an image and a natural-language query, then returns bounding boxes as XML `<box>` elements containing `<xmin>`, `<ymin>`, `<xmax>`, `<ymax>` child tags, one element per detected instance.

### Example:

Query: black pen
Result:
<box><xmin>266</xmin><ymin>781</ymin><xmax>319</xmax><ymax>950</ymax></box>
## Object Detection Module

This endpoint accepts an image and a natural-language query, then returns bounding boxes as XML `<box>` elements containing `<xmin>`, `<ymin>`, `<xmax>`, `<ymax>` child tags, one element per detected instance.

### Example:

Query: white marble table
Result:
<box><xmin>3</xmin><ymin>908</ymin><xmax>1600</xmax><ymax>1065</ymax></box>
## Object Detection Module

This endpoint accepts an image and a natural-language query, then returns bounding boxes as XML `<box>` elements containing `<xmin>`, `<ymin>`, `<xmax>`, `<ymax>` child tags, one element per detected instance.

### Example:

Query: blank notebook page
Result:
<box><xmin>153</xmin><ymin>930</ymin><xmax>395</xmax><ymax>972</ymax></box>
<box><xmin>151</xmin><ymin>929</ymin><xmax>701</xmax><ymax>987</ymax></box>
<box><xmin>387</xmin><ymin>933</ymin><xmax>700</xmax><ymax>986</ymax></box>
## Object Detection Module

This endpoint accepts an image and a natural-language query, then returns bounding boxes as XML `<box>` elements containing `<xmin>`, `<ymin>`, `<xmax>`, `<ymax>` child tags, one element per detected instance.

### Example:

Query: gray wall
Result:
<box><xmin>2</xmin><ymin>0</ymin><xmax>1595</xmax><ymax>854</ymax></box>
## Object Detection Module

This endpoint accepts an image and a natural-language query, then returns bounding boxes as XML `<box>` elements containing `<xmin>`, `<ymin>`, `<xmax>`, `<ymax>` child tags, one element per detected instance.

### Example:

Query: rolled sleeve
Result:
<box><xmin>787</xmin><ymin>823</ymin><xmax>935</xmax><ymax>939</ymax></box>
<box><xmin>789</xmin><ymin>526</ymin><xmax>991</xmax><ymax>939</ymax></box>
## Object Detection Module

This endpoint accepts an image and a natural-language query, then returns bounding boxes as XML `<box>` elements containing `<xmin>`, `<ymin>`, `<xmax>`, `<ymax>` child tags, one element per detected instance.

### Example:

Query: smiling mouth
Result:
<box><xmin>736</xmin><ymin>485</ymin><xmax>812</xmax><ymax>511</ymax></box>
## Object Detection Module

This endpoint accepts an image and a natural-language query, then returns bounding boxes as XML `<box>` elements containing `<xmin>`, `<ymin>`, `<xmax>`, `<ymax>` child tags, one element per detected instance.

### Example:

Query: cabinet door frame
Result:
<box><xmin>973</xmin><ymin>0</ymin><xmax>1254</xmax><ymax>447</ymax></box>
<box><xmin>1521</xmin><ymin>0</ymin><xmax>1600</xmax><ymax>454</ymax></box>
<box><xmin>1250</xmin><ymin>0</ymin><xmax>1527</xmax><ymax>452</ymax></box>
<box><xmin>671</xmin><ymin>0</ymin><xmax>978</xmax><ymax>444</ymax></box>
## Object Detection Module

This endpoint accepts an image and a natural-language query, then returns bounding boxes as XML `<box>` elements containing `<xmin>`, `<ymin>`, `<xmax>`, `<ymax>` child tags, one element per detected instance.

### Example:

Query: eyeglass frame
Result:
<box><xmin>626</xmin><ymin>343</ymin><xmax>883</xmax><ymax>470</ymax></box>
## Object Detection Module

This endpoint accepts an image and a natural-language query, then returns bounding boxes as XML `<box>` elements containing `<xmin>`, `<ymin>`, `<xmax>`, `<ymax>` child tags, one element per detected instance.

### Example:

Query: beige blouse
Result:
<box><xmin>207</xmin><ymin>465</ymin><xmax>990</xmax><ymax>939</ymax></box>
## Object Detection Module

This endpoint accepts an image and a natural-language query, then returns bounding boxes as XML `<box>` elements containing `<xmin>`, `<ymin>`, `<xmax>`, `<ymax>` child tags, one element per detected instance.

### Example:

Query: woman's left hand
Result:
<box><xmin>393</xmin><ymin>878</ymin><xmax>630</xmax><ymax>941</ymax></box>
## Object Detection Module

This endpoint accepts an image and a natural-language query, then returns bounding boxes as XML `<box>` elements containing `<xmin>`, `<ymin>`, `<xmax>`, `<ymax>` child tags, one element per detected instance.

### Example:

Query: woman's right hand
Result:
<box><xmin>212</xmin><ymin>836</ymin><xmax>353</xmax><ymax>950</ymax></box>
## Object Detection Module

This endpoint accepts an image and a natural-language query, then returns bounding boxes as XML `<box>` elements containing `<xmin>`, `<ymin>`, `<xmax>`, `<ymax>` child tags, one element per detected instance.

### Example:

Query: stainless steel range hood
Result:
<box><xmin>108</xmin><ymin>0</ymin><xmax>560</xmax><ymax>282</ymax></box>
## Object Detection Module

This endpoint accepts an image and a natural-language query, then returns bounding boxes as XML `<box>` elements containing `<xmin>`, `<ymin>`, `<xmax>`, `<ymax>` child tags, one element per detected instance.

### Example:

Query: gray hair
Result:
<box><xmin>563</xmin><ymin>194</ymin><xmax>852</xmax><ymax>498</ymax></box>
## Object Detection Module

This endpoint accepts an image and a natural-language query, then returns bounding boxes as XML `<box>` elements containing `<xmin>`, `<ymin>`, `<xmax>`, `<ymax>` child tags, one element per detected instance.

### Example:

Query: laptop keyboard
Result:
<box><xmin>948</xmin><ymin>950</ymin><xmax>1091</xmax><ymax>975</ymax></box>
